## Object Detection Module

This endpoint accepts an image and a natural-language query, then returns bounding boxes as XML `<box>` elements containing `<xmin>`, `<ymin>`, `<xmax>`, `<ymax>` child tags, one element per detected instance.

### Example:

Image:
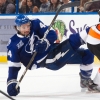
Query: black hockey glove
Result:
<box><xmin>7</xmin><ymin>79</ymin><xmax>20</xmax><ymax>96</ymax></box>
<box><xmin>35</xmin><ymin>39</ymin><xmax>50</xmax><ymax>53</ymax></box>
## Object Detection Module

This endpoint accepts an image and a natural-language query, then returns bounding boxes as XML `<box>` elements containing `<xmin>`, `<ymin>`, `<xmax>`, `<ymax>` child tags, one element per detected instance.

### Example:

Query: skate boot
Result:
<box><xmin>79</xmin><ymin>73</ymin><xmax>100</xmax><ymax>92</ymax></box>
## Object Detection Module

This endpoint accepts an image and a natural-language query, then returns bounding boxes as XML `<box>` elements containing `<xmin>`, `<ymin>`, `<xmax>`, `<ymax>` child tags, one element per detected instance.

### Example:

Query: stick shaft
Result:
<box><xmin>16</xmin><ymin>52</ymin><xmax>37</xmax><ymax>89</ymax></box>
<box><xmin>43</xmin><ymin>1</ymin><xmax>80</xmax><ymax>39</ymax></box>
<box><xmin>0</xmin><ymin>90</ymin><xmax>15</xmax><ymax>100</ymax></box>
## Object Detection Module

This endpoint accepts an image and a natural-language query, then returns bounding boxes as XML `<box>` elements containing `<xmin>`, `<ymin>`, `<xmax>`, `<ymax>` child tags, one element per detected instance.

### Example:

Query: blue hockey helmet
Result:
<box><xmin>15</xmin><ymin>14</ymin><xmax>30</xmax><ymax>26</ymax></box>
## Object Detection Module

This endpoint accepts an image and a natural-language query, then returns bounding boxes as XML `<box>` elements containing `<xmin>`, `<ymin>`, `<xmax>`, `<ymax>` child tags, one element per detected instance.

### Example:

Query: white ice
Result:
<box><xmin>0</xmin><ymin>63</ymin><xmax>100</xmax><ymax>100</ymax></box>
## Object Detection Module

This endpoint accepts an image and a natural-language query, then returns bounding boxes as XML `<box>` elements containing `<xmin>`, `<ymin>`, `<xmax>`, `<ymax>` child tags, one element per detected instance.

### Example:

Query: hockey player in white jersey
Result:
<box><xmin>77</xmin><ymin>24</ymin><xmax>100</xmax><ymax>61</ymax></box>
<box><xmin>7</xmin><ymin>14</ymin><xmax>99</xmax><ymax>96</ymax></box>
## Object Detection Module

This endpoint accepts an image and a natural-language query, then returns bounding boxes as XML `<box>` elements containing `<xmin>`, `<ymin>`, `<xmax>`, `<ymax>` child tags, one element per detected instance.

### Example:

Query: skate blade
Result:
<box><xmin>86</xmin><ymin>89</ymin><xmax>100</xmax><ymax>93</ymax></box>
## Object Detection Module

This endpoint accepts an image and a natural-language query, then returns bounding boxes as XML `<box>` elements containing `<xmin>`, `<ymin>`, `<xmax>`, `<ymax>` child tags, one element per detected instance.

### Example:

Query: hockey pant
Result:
<box><xmin>38</xmin><ymin>39</ymin><xmax>94</xmax><ymax>70</ymax></box>
<box><xmin>87</xmin><ymin>43</ymin><xmax>100</xmax><ymax>60</ymax></box>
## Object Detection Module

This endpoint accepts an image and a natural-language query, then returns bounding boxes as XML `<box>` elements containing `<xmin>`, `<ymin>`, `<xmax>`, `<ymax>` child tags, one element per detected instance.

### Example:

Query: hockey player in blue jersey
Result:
<box><xmin>7</xmin><ymin>14</ymin><xmax>99</xmax><ymax>96</ymax></box>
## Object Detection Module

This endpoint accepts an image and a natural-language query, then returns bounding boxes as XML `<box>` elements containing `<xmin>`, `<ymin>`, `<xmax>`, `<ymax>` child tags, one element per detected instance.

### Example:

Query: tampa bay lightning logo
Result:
<box><xmin>25</xmin><ymin>33</ymin><xmax>40</xmax><ymax>54</ymax></box>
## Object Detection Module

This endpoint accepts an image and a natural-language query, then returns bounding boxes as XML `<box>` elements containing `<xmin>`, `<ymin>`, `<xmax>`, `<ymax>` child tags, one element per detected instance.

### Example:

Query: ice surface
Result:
<box><xmin>0</xmin><ymin>63</ymin><xmax>100</xmax><ymax>100</ymax></box>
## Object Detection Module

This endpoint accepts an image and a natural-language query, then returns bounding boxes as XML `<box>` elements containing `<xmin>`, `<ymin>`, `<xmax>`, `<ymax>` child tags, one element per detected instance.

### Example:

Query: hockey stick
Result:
<box><xmin>43</xmin><ymin>1</ymin><xmax>80</xmax><ymax>39</ymax></box>
<box><xmin>16</xmin><ymin>1</ymin><xmax>80</xmax><ymax>90</ymax></box>
<box><xmin>0</xmin><ymin>90</ymin><xmax>15</xmax><ymax>100</ymax></box>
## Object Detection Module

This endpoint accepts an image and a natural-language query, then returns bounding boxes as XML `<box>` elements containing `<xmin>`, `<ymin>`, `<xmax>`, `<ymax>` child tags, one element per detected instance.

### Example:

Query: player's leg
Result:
<box><xmin>66</xmin><ymin>33</ymin><xmax>99</xmax><ymax>91</ymax></box>
<box><xmin>79</xmin><ymin>49</ymin><xmax>99</xmax><ymax>92</ymax></box>
<box><xmin>43</xmin><ymin>39</ymin><xmax>84</xmax><ymax>70</ymax></box>
<box><xmin>40</xmin><ymin>39</ymin><xmax>88</xmax><ymax>70</ymax></box>
<box><xmin>69</xmin><ymin>33</ymin><xmax>85</xmax><ymax>50</ymax></box>
<box><xmin>42</xmin><ymin>40</ymin><xmax>99</xmax><ymax>92</ymax></box>
<box><xmin>38</xmin><ymin>32</ymin><xmax>85</xmax><ymax>69</ymax></box>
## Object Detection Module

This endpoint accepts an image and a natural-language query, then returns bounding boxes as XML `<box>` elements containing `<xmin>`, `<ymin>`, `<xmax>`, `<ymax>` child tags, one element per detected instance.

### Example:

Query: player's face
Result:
<box><xmin>19</xmin><ymin>22</ymin><xmax>31</xmax><ymax>36</ymax></box>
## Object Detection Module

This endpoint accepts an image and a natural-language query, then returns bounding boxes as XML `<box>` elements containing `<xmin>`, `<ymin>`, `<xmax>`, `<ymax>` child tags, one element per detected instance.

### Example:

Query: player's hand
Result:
<box><xmin>7</xmin><ymin>79</ymin><xmax>20</xmax><ymax>96</ymax></box>
<box><xmin>35</xmin><ymin>39</ymin><xmax>50</xmax><ymax>53</ymax></box>
<box><xmin>55</xmin><ymin>28</ymin><xmax>63</xmax><ymax>43</ymax></box>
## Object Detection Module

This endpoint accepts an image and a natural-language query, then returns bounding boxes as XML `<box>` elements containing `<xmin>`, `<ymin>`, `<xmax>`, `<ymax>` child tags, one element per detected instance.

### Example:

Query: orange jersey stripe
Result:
<box><xmin>96</xmin><ymin>24</ymin><xmax>100</xmax><ymax>31</ymax></box>
<box><xmin>88</xmin><ymin>28</ymin><xmax>100</xmax><ymax>40</ymax></box>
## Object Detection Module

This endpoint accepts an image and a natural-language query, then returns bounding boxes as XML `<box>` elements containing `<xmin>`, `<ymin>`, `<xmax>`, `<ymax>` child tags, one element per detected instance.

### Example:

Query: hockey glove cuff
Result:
<box><xmin>7</xmin><ymin>79</ymin><xmax>20</xmax><ymax>96</ymax></box>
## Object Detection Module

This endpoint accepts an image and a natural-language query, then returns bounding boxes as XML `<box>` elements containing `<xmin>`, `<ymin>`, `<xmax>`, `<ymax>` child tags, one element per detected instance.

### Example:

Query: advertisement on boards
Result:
<box><xmin>0</xmin><ymin>14</ymin><xmax>99</xmax><ymax>53</ymax></box>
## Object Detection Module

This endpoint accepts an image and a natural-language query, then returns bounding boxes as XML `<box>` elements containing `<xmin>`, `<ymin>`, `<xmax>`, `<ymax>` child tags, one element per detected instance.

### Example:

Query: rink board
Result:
<box><xmin>0</xmin><ymin>56</ymin><xmax>99</xmax><ymax>64</ymax></box>
<box><xmin>0</xmin><ymin>56</ymin><xmax>7</xmax><ymax>62</ymax></box>
<box><xmin>0</xmin><ymin>14</ymin><xmax>100</xmax><ymax>64</ymax></box>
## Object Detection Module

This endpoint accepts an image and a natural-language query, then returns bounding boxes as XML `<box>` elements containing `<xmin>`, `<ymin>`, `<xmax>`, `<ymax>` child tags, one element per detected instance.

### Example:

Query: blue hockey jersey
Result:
<box><xmin>7</xmin><ymin>18</ymin><xmax>57</xmax><ymax>81</ymax></box>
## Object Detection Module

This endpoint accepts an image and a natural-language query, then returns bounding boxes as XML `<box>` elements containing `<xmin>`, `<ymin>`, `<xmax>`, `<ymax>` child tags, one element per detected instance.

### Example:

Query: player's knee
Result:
<box><xmin>69</xmin><ymin>33</ymin><xmax>85</xmax><ymax>50</ymax></box>
<box><xmin>82</xmin><ymin>49</ymin><xmax>94</xmax><ymax>65</ymax></box>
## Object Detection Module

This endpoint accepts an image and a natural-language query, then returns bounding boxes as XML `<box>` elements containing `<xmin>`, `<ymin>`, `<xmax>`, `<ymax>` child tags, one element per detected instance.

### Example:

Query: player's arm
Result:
<box><xmin>68</xmin><ymin>27</ymin><xmax>90</xmax><ymax>50</ymax></box>
<box><xmin>7</xmin><ymin>43</ymin><xmax>21</xmax><ymax>96</ymax></box>
<box><xmin>31</xmin><ymin>19</ymin><xmax>57</xmax><ymax>53</ymax></box>
<box><xmin>31</xmin><ymin>19</ymin><xmax>57</xmax><ymax>44</ymax></box>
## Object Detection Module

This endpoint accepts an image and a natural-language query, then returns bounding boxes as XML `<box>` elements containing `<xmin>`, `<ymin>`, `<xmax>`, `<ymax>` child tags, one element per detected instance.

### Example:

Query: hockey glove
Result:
<box><xmin>7</xmin><ymin>79</ymin><xmax>20</xmax><ymax>96</ymax></box>
<box><xmin>35</xmin><ymin>39</ymin><xmax>50</xmax><ymax>53</ymax></box>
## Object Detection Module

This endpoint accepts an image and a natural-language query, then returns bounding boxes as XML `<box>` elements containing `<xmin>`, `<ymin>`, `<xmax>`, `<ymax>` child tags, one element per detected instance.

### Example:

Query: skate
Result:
<box><xmin>79</xmin><ymin>73</ymin><xmax>100</xmax><ymax>92</ymax></box>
